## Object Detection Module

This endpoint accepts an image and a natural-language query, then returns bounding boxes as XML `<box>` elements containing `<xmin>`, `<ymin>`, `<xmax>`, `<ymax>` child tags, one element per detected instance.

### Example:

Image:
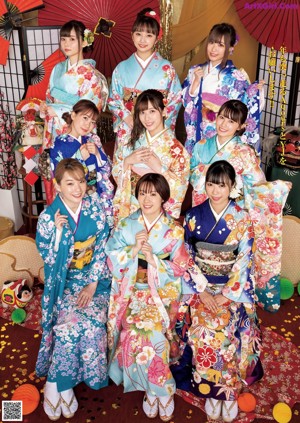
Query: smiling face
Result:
<box><xmin>216</xmin><ymin>112</ymin><xmax>242</xmax><ymax>144</ymax></box>
<box><xmin>138</xmin><ymin>182</ymin><xmax>163</xmax><ymax>222</ymax></box>
<box><xmin>132</xmin><ymin>28</ymin><xmax>157</xmax><ymax>60</ymax></box>
<box><xmin>138</xmin><ymin>100</ymin><xmax>165</xmax><ymax>137</ymax></box>
<box><xmin>56</xmin><ymin>170</ymin><xmax>87</xmax><ymax>211</ymax></box>
<box><xmin>60</xmin><ymin>28</ymin><xmax>85</xmax><ymax>64</ymax></box>
<box><xmin>207</xmin><ymin>35</ymin><xmax>226</xmax><ymax>67</ymax></box>
<box><xmin>205</xmin><ymin>179</ymin><xmax>232</xmax><ymax>213</ymax></box>
<box><xmin>70</xmin><ymin>110</ymin><xmax>97</xmax><ymax>138</ymax></box>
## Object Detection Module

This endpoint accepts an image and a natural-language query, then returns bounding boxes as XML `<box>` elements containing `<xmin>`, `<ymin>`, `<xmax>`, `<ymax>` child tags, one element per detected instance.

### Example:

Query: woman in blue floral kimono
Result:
<box><xmin>50</xmin><ymin>99</ymin><xmax>114</xmax><ymax>228</ymax></box>
<box><xmin>36</xmin><ymin>159</ymin><xmax>111</xmax><ymax>421</ymax></box>
<box><xmin>106</xmin><ymin>173</ymin><xmax>191</xmax><ymax>422</ymax></box>
<box><xmin>172</xmin><ymin>161</ymin><xmax>263</xmax><ymax>422</ymax></box>
<box><xmin>107</xmin><ymin>8</ymin><xmax>181</xmax><ymax>148</ymax></box>
<box><xmin>182</xmin><ymin>23</ymin><xmax>264</xmax><ymax>155</ymax></box>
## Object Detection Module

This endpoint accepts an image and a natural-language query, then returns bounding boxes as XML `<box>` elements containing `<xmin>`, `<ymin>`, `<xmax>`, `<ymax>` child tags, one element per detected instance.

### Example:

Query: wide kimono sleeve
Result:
<box><xmin>163</xmin><ymin>63</ymin><xmax>182</xmax><ymax>131</ymax></box>
<box><xmin>107</xmin><ymin>64</ymin><xmax>132</xmax><ymax>132</ymax></box>
<box><xmin>182</xmin><ymin>65</ymin><xmax>199</xmax><ymax>109</ymax></box>
<box><xmin>222</xmin><ymin>214</ymin><xmax>255</xmax><ymax>303</ymax></box>
<box><xmin>189</xmin><ymin>140</ymin><xmax>211</xmax><ymax>206</ymax></box>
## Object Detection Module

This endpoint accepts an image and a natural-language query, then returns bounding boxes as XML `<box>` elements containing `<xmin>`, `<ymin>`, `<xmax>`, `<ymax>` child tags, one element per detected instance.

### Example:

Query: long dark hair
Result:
<box><xmin>60</xmin><ymin>20</ymin><xmax>92</xmax><ymax>55</ymax></box>
<box><xmin>218</xmin><ymin>99</ymin><xmax>248</xmax><ymax>136</ymax></box>
<box><xmin>62</xmin><ymin>99</ymin><xmax>100</xmax><ymax>126</ymax></box>
<box><xmin>129</xmin><ymin>89</ymin><xmax>165</xmax><ymax>148</ymax></box>
<box><xmin>132</xmin><ymin>8</ymin><xmax>160</xmax><ymax>37</ymax></box>
<box><xmin>206</xmin><ymin>23</ymin><xmax>237</xmax><ymax>70</ymax></box>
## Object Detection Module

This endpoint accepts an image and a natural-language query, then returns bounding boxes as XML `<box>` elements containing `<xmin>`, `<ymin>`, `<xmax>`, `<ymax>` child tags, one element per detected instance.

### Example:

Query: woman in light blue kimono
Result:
<box><xmin>107</xmin><ymin>8</ymin><xmax>181</xmax><ymax>148</ymax></box>
<box><xmin>172</xmin><ymin>161</ymin><xmax>263</xmax><ymax>423</ymax></box>
<box><xmin>190</xmin><ymin>99</ymin><xmax>291</xmax><ymax>312</ymax></box>
<box><xmin>40</xmin><ymin>20</ymin><xmax>108</xmax><ymax>149</ymax></box>
<box><xmin>106</xmin><ymin>173</ymin><xmax>191</xmax><ymax>422</ymax></box>
<box><xmin>50</xmin><ymin>99</ymin><xmax>114</xmax><ymax>228</ymax></box>
<box><xmin>182</xmin><ymin>23</ymin><xmax>264</xmax><ymax>155</ymax></box>
<box><xmin>35</xmin><ymin>159</ymin><xmax>111</xmax><ymax>421</ymax></box>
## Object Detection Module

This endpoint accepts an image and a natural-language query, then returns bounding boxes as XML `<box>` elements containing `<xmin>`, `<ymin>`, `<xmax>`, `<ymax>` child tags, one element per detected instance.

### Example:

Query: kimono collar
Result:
<box><xmin>59</xmin><ymin>195</ymin><xmax>82</xmax><ymax>223</ymax></box>
<box><xmin>142</xmin><ymin>210</ymin><xmax>163</xmax><ymax>232</ymax></box>
<box><xmin>146</xmin><ymin>128</ymin><xmax>168</xmax><ymax>145</ymax></box>
<box><xmin>209</xmin><ymin>199</ymin><xmax>231</xmax><ymax>221</ymax></box>
<box><xmin>135</xmin><ymin>52</ymin><xmax>155</xmax><ymax>68</ymax></box>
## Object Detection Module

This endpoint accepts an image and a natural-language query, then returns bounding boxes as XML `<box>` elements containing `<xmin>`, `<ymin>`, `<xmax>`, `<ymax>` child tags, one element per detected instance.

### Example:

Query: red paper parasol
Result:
<box><xmin>38</xmin><ymin>0</ymin><xmax>160</xmax><ymax>77</ymax></box>
<box><xmin>25</xmin><ymin>49</ymin><xmax>65</xmax><ymax>100</ymax></box>
<box><xmin>234</xmin><ymin>0</ymin><xmax>300</xmax><ymax>53</ymax></box>
<box><xmin>0</xmin><ymin>0</ymin><xmax>44</xmax><ymax>65</ymax></box>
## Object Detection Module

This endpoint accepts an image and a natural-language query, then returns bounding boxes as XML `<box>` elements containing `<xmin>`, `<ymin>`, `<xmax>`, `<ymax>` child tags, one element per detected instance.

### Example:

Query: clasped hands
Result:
<box><xmin>133</xmin><ymin>230</ymin><xmax>156</xmax><ymax>268</ymax></box>
<box><xmin>199</xmin><ymin>290</ymin><xmax>228</xmax><ymax>313</ymax></box>
<box><xmin>80</xmin><ymin>142</ymin><xmax>99</xmax><ymax>160</ymax></box>
<box><xmin>124</xmin><ymin>147</ymin><xmax>162</xmax><ymax>173</ymax></box>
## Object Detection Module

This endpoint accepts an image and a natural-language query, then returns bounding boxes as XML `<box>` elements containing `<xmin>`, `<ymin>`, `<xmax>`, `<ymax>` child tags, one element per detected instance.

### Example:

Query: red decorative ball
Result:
<box><xmin>12</xmin><ymin>384</ymin><xmax>40</xmax><ymax>415</ymax></box>
<box><xmin>238</xmin><ymin>392</ymin><xmax>257</xmax><ymax>412</ymax></box>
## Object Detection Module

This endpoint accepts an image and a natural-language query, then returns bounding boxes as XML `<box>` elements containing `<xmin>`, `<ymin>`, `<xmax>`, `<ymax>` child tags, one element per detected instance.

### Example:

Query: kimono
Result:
<box><xmin>43</xmin><ymin>58</ymin><xmax>108</xmax><ymax>148</ymax></box>
<box><xmin>35</xmin><ymin>194</ymin><xmax>111</xmax><ymax>392</ymax></box>
<box><xmin>105</xmin><ymin>209</ymin><xmax>190</xmax><ymax>397</ymax></box>
<box><xmin>50</xmin><ymin>133</ymin><xmax>114</xmax><ymax>227</ymax></box>
<box><xmin>112</xmin><ymin>128</ymin><xmax>190</xmax><ymax>224</ymax></box>
<box><xmin>107</xmin><ymin>52</ymin><xmax>182</xmax><ymax>146</ymax></box>
<box><xmin>182</xmin><ymin>60</ymin><xmax>262</xmax><ymax>154</ymax></box>
<box><xmin>171</xmin><ymin>200</ymin><xmax>263</xmax><ymax>401</ymax></box>
<box><xmin>190</xmin><ymin>135</ymin><xmax>291</xmax><ymax>311</ymax></box>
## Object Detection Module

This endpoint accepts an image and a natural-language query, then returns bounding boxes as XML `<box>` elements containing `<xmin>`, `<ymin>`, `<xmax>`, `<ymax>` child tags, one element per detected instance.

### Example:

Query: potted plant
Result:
<box><xmin>0</xmin><ymin>91</ymin><xmax>23</xmax><ymax>231</ymax></box>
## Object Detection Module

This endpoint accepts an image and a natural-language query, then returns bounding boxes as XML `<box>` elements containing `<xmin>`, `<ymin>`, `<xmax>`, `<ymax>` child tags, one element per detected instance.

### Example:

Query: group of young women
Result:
<box><xmin>35</xmin><ymin>8</ymin><xmax>290</xmax><ymax>423</ymax></box>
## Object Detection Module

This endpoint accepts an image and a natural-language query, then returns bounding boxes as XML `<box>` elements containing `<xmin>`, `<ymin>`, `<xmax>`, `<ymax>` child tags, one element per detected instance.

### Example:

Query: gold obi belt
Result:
<box><xmin>137</xmin><ymin>252</ymin><xmax>170</xmax><ymax>284</ymax></box>
<box><xmin>70</xmin><ymin>236</ymin><xmax>96</xmax><ymax>270</ymax></box>
<box><xmin>195</xmin><ymin>241</ymin><xmax>237</xmax><ymax>277</ymax></box>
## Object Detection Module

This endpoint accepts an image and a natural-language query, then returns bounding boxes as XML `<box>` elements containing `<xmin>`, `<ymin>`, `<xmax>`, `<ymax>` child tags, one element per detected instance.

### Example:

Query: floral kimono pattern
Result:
<box><xmin>35</xmin><ymin>194</ymin><xmax>111</xmax><ymax>392</ymax></box>
<box><xmin>112</xmin><ymin>128</ymin><xmax>190</xmax><ymax>224</ymax></box>
<box><xmin>190</xmin><ymin>135</ymin><xmax>291</xmax><ymax>311</ymax></box>
<box><xmin>50</xmin><ymin>133</ymin><xmax>114</xmax><ymax>227</ymax></box>
<box><xmin>107</xmin><ymin>52</ymin><xmax>182</xmax><ymax>146</ymax></box>
<box><xmin>105</xmin><ymin>209</ymin><xmax>190</xmax><ymax>396</ymax></box>
<box><xmin>171</xmin><ymin>200</ymin><xmax>263</xmax><ymax>401</ymax></box>
<box><xmin>182</xmin><ymin>60</ymin><xmax>262</xmax><ymax>154</ymax></box>
<box><xmin>43</xmin><ymin>59</ymin><xmax>108</xmax><ymax>148</ymax></box>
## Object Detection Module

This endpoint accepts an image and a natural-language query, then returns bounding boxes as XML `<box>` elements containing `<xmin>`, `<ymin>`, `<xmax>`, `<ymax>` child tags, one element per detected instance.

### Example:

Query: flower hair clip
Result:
<box><xmin>84</xmin><ymin>28</ymin><xmax>94</xmax><ymax>46</ymax></box>
<box><xmin>144</xmin><ymin>10</ymin><xmax>163</xmax><ymax>40</ymax></box>
<box><xmin>229</xmin><ymin>182</ymin><xmax>242</xmax><ymax>199</ymax></box>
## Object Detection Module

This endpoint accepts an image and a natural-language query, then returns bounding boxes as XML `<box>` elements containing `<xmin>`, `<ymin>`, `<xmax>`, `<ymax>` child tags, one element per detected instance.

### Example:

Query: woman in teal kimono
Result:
<box><xmin>107</xmin><ymin>8</ymin><xmax>181</xmax><ymax>147</ymax></box>
<box><xmin>190</xmin><ymin>99</ymin><xmax>291</xmax><ymax>312</ymax></box>
<box><xmin>172</xmin><ymin>161</ymin><xmax>263</xmax><ymax>422</ymax></box>
<box><xmin>50</xmin><ymin>99</ymin><xmax>114</xmax><ymax>228</ymax></box>
<box><xmin>182</xmin><ymin>23</ymin><xmax>264</xmax><ymax>155</ymax></box>
<box><xmin>106</xmin><ymin>173</ymin><xmax>191</xmax><ymax>422</ymax></box>
<box><xmin>35</xmin><ymin>159</ymin><xmax>111</xmax><ymax>421</ymax></box>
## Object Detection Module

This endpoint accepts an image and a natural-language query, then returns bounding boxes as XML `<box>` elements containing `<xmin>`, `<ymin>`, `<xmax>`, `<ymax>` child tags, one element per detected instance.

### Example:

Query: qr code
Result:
<box><xmin>2</xmin><ymin>400</ymin><xmax>22</xmax><ymax>421</ymax></box>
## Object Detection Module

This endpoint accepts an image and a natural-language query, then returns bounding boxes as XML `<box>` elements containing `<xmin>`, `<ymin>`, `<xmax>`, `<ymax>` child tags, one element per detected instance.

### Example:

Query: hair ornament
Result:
<box><xmin>84</xmin><ymin>28</ymin><xmax>94</xmax><ymax>46</ymax></box>
<box><xmin>229</xmin><ymin>181</ymin><xmax>242</xmax><ymax>199</ymax></box>
<box><xmin>144</xmin><ymin>10</ymin><xmax>163</xmax><ymax>40</ymax></box>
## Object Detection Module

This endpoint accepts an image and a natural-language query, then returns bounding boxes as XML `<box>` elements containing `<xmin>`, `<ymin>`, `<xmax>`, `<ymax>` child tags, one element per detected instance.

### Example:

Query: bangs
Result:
<box><xmin>208</xmin><ymin>30</ymin><xmax>224</xmax><ymax>44</ymax></box>
<box><xmin>70</xmin><ymin>169</ymin><xmax>86</xmax><ymax>181</ymax></box>
<box><xmin>137</xmin><ymin>98</ymin><xmax>159</xmax><ymax>113</ymax></box>
<box><xmin>219</xmin><ymin>106</ymin><xmax>240</xmax><ymax>124</ymax></box>
<box><xmin>60</xmin><ymin>22</ymin><xmax>74</xmax><ymax>38</ymax></box>
<box><xmin>133</xmin><ymin>22</ymin><xmax>157</xmax><ymax>35</ymax></box>
<box><xmin>138</xmin><ymin>182</ymin><xmax>156</xmax><ymax>193</ymax></box>
<box><xmin>206</xmin><ymin>171</ymin><xmax>231</xmax><ymax>186</ymax></box>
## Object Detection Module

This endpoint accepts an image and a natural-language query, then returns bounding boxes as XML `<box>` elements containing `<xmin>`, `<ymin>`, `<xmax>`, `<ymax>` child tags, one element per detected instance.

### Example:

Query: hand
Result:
<box><xmin>199</xmin><ymin>290</ymin><xmax>218</xmax><ymax>313</ymax></box>
<box><xmin>257</xmin><ymin>79</ymin><xmax>265</xmax><ymax>91</ymax></box>
<box><xmin>193</xmin><ymin>66</ymin><xmax>204</xmax><ymax>82</ymax></box>
<box><xmin>147</xmin><ymin>151</ymin><xmax>162</xmax><ymax>173</ymax></box>
<box><xmin>123</xmin><ymin>115</ymin><xmax>133</xmax><ymax>129</ymax></box>
<box><xmin>141</xmin><ymin>242</ymin><xmax>156</xmax><ymax>267</ymax></box>
<box><xmin>135</xmin><ymin>230</ymin><xmax>148</xmax><ymax>251</ymax></box>
<box><xmin>77</xmin><ymin>282</ymin><xmax>97</xmax><ymax>308</ymax></box>
<box><xmin>214</xmin><ymin>293</ymin><xmax>229</xmax><ymax>308</ymax></box>
<box><xmin>54</xmin><ymin>209</ymin><xmax>68</xmax><ymax>230</ymax></box>
<box><xmin>80</xmin><ymin>144</ymin><xmax>90</xmax><ymax>160</ymax></box>
<box><xmin>85</xmin><ymin>142</ymin><xmax>99</xmax><ymax>156</ymax></box>
<box><xmin>39</xmin><ymin>101</ymin><xmax>48</xmax><ymax>116</ymax></box>
<box><xmin>124</xmin><ymin>147</ymin><xmax>152</xmax><ymax>170</ymax></box>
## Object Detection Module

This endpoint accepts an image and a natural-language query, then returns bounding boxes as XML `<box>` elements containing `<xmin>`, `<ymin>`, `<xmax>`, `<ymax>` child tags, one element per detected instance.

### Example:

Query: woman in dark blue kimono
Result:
<box><xmin>172</xmin><ymin>160</ymin><xmax>263</xmax><ymax>422</ymax></box>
